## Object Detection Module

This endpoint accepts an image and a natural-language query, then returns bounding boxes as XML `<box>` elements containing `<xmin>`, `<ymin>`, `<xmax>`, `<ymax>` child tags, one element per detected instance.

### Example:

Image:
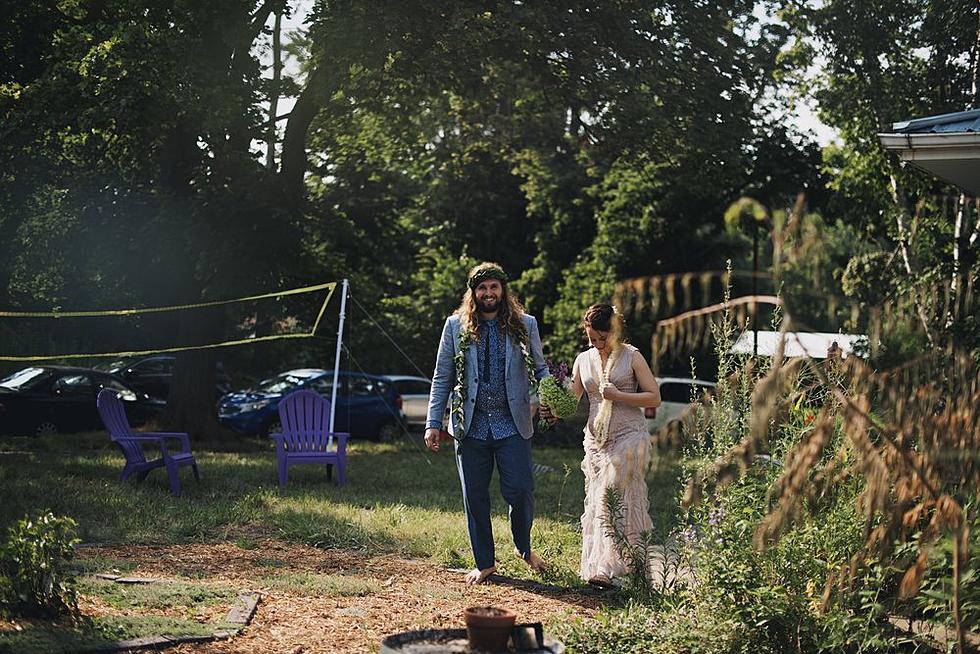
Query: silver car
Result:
<box><xmin>385</xmin><ymin>375</ymin><xmax>432</xmax><ymax>428</ymax></box>
<box><xmin>646</xmin><ymin>377</ymin><xmax>716</xmax><ymax>433</ymax></box>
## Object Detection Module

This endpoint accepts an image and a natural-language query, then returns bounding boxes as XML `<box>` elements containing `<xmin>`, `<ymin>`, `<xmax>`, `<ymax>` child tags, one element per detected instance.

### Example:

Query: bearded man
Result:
<box><xmin>424</xmin><ymin>262</ymin><xmax>552</xmax><ymax>584</ymax></box>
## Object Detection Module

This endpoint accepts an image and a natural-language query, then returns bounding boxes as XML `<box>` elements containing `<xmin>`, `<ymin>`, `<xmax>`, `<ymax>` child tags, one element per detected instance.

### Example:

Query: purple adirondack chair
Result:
<box><xmin>271</xmin><ymin>389</ymin><xmax>349</xmax><ymax>488</ymax></box>
<box><xmin>97</xmin><ymin>389</ymin><xmax>199</xmax><ymax>497</ymax></box>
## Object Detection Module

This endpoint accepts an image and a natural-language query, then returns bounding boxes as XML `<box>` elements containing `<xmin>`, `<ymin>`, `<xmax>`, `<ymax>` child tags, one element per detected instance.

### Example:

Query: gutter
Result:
<box><xmin>878</xmin><ymin>132</ymin><xmax>980</xmax><ymax>160</ymax></box>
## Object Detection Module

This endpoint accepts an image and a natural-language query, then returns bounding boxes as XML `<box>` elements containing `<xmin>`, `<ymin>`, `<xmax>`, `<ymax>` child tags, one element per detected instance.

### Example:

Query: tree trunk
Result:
<box><xmin>948</xmin><ymin>194</ymin><xmax>966</xmax><ymax>326</ymax></box>
<box><xmin>970</xmin><ymin>7</ymin><xmax>979</xmax><ymax>109</ymax></box>
<box><xmin>281</xmin><ymin>65</ymin><xmax>329</xmax><ymax>204</ymax></box>
<box><xmin>156</xmin><ymin>112</ymin><xmax>227</xmax><ymax>441</ymax></box>
<box><xmin>161</xmin><ymin>310</ymin><xmax>225</xmax><ymax>440</ymax></box>
<box><xmin>267</xmin><ymin>8</ymin><xmax>282</xmax><ymax>169</ymax></box>
<box><xmin>157</xmin><ymin>7</ymin><xmax>280</xmax><ymax>441</ymax></box>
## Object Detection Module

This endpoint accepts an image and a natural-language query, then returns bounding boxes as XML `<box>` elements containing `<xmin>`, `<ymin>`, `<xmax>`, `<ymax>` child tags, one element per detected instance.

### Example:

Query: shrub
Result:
<box><xmin>0</xmin><ymin>511</ymin><xmax>80</xmax><ymax>619</ymax></box>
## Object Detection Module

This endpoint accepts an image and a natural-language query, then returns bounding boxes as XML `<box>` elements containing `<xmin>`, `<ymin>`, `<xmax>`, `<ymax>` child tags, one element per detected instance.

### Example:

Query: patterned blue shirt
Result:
<box><xmin>468</xmin><ymin>318</ymin><xmax>519</xmax><ymax>440</ymax></box>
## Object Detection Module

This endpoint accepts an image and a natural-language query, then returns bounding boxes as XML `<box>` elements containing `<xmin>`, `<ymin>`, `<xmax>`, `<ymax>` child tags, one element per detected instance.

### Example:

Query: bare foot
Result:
<box><xmin>516</xmin><ymin>548</ymin><xmax>547</xmax><ymax>573</ymax></box>
<box><xmin>464</xmin><ymin>567</ymin><xmax>496</xmax><ymax>585</ymax></box>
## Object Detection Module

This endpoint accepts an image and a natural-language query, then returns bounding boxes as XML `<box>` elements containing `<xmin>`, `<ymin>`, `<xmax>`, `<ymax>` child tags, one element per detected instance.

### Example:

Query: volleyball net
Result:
<box><xmin>0</xmin><ymin>282</ymin><xmax>337</xmax><ymax>362</ymax></box>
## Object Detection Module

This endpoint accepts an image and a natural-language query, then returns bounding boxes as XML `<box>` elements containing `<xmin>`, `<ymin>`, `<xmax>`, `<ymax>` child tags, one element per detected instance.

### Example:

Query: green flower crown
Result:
<box><xmin>468</xmin><ymin>266</ymin><xmax>508</xmax><ymax>289</ymax></box>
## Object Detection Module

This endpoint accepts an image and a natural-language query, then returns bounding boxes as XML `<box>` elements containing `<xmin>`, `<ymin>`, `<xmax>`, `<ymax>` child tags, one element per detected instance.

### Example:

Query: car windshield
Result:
<box><xmin>0</xmin><ymin>367</ymin><xmax>48</xmax><ymax>390</ymax></box>
<box><xmin>257</xmin><ymin>372</ymin><xmax>315</xmax><ymax>394</ymax></box>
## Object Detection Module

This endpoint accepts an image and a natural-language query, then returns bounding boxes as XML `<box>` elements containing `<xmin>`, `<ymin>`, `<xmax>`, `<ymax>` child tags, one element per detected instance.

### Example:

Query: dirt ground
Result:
<box><xmin>76</xmin><ymin>540</ymin><xmax>602</xmax><ymax>653</ymax></box>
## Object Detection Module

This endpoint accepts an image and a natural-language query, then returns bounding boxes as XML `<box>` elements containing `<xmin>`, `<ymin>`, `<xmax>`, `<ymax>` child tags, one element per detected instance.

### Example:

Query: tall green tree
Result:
<box><xmin>0</xmin><ymin>1</ymin><xmax>833</xmax><ymax>432</ymax></box>
<box><xmin>781</xmin><ymin>0</ymin><xmax>980</xmax><ymax>350</ymax></box>
<box><xmin>0</xmin><ymin>2</ymin><xmax>320</xmax><ymax>437</ymax></box>
<box><xmin>294</xmin><ymin>1</ymin><xmax>824</xmax><ymax>367</ymax></box>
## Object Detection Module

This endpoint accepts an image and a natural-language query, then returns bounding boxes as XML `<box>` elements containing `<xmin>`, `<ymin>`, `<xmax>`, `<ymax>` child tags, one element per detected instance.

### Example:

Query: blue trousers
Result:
<box><xmin>454</xmin><ymin>434</ymin><xmax>535</xmax><ymax>571</ymax></box>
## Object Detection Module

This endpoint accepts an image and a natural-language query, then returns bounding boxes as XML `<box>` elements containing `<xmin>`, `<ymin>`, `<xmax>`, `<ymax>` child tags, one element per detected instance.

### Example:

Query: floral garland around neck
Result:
<box><xmin>450</xmin><ymin>324</ymin><xmax>539</xmax><ymax>440</ymax></box>
<box><xmin>591</xmin><ymin>344</ymin><xmax>621</xmax><ymax>448</ymax></box>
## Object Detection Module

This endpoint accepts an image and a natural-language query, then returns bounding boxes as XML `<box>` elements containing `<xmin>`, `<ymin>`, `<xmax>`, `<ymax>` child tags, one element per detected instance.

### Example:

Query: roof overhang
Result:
<box><xmin>878</xmin><ymin>132</ymin><xmax>980</xmax><ymax>196</ymax></box>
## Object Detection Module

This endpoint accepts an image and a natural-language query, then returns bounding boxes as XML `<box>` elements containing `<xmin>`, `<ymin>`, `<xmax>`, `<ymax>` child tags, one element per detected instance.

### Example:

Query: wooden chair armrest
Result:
<box><xmin>333</xmin><ymin>432</ymin><xmax>350</xmax><ymax>453</ymax></box>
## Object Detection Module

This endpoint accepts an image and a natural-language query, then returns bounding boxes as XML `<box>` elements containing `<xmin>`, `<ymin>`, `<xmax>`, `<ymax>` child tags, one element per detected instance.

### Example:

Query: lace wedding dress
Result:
<box><xmin>576</xmin><ymin>343</ymin><xmax>653</xmax><ymax>581</ymax></box>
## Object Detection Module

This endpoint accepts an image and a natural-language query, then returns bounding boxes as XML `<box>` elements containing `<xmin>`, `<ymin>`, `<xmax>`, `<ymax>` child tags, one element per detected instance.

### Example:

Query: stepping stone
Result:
<box><xmin>224</xmin><ymin>593</ymin><xmax>261</xmax><ymax>625</ymax></box>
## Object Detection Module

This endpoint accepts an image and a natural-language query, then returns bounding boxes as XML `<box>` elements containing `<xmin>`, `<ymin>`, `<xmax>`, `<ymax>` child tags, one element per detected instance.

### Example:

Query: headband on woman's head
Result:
<box><xmin>468</xmin><ymin>266</ymin><xmax>508</xmax><ymax>290</ymax></box>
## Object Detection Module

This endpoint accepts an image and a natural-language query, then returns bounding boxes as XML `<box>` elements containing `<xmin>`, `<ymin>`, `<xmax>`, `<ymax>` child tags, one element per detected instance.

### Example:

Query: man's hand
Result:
<box><xmin>424</xmin><ymin>428</ymin><xmax>442</xmax><ymax>452</ymax></box>
<box><xmin>539</xmin><ymin>404</ymin><xmax>559</xmax><ymax>425</ymax></box>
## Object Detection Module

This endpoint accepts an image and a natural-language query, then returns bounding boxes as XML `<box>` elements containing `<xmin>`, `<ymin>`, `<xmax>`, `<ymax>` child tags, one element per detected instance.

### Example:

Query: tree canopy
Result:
<box><xmin>1</xmin><ymin>0</ymin><xmax>977</xmax><ymax>434</ymax></box>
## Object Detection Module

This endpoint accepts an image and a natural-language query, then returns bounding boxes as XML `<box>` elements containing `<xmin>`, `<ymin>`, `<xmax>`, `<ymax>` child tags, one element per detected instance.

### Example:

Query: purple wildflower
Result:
<box><xmin>546</xmin><ymin>359</ymin><xmax>571</xmax><ymax>386</ymax></box>
<box><xmin>708</xmin><ymin>507</ymin><xmax>726</xmax><ymax>526</ymax></box>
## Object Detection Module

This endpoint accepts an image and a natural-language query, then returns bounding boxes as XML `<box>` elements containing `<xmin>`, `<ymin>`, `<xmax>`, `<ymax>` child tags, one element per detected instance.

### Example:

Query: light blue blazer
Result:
<box><xmin>425</xmin><ymin>313</ymin><xmax>549</xmax><ymax>440</ymax></box>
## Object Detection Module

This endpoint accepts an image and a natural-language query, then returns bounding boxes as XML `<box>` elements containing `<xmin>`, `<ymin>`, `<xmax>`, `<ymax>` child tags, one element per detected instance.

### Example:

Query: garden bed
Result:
<box><xmin>1</xmin><ymin>539</ymin><xmax>602</xmax><ymax>654</ymax></box>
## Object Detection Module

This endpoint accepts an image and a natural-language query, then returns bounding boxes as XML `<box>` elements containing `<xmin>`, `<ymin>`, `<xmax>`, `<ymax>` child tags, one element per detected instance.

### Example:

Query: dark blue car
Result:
<box><xmin>217</xmin><ymin>368</ymin><xmax>407</xmax><ymax>440</ymax></box>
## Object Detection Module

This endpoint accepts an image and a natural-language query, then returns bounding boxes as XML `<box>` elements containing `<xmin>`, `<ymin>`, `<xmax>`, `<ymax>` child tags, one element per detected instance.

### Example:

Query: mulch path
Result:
<box><xmin>75</xmin><ymin>540</ymin><xmax>602</xmax><ymax>653</ymax></box>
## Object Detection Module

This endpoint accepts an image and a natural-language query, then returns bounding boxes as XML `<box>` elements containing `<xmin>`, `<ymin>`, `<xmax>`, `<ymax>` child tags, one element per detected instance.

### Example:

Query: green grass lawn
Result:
<box><xmin>0</xmin><ymin>431</ymin><xmax>684</xmax><ymax>583</ymax></box>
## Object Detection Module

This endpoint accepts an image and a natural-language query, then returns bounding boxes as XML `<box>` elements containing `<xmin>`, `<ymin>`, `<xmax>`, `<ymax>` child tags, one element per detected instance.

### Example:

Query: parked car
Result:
<box><xmin>645</xmin><ymin>377</ymin><xmax>716</xmax><ymax>434</ymax></box>
<box><xmin>217</xmin><ymin>368</ymin><xmax>407</xmax><ymax>440</ymax></box>
<box><xmin>97</xmin><ymin>355</ymin><xmax>231</xmax><ymax>401</ymax></box>
<box><xmin>384</xmin><ymin>375</ymin><xmax>431</xmax><ymax>428</ymax></box>
<box><xmin>0</xmin><ymin>366</ymin><xmax>164</xmax><ymax>437</ymax></box>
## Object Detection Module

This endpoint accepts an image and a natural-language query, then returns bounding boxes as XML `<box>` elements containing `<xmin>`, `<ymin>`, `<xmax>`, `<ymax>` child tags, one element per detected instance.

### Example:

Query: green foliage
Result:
<box><xmin>0</xmin><ymin>0</ymin><xmax>833</xmax><ymax>434</ymax></box>
<box><xmin>724</xmin><ymin>197</ymin><xmax>769</xmax><ymax>236</ymax></box>
<box><xmin>780</xmin><ymin>0</ymin><xmax>980</xmax><ymax>358</ymax></box>
<box><xmin>377</xmin><ymin>246</ymin><xmax>478</xmax><ymax>373</ymax></box>
<box><xmin>841</xmin><ymin>251</ymin><xmax>898</xmax><ymax>309</ymax></box>
<box><xmin>562</xmin><ymin>280</ymin><xmax>978</xmax><ymax>652</ymax></box>
<box><xmin>779</xmin><ymin>213</ymin><xmax>870</xmax><ymax>331</ymax></box>
<box><xmin>678</xmin><ymin>471</ymin><xmax>867</xmax><ymax>652</ymax></box>
<box><xmin>544</xmin><ymin>256</ymin><xmax>616</xmax><ymax>364</ymax></box>
<box><xmin>2</xmin><ymin>3</ymin><xmax>975</xmax><ymax>648</ymax></box>
<box><xmin>537</xmin><ymin>376</ymin><xmax>579</xmax><ymax>421</ymax></box>
<box><xmin>601</xmin><ymin>487</ymin><xmax>688</xmax><ymax>602</ymax></box>
<box><xmin>668</xmin><ymin>318</ymin><xmax>848</xmax><ymax>650</ymax></box>
<box><xmin>0</xmin><ymin>512</ymin><xmax>80</xmax><ymax>619</ymax></box>
<box><xmin>781</xmin><ymin>0</ymin><xmax>976</xmax><ymax>230</ymax></box>
<box><xmin>914</xmin><ymin>507</ymin><xmax>980</xmax><ymax>637</ymax></box>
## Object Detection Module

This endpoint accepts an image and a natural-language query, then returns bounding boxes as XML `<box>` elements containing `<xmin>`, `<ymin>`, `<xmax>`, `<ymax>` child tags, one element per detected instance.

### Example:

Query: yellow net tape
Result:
<box><xmin>0</xmin><ymin>282</ymin><xmax>337</xmax><ymax>362</ymax></box>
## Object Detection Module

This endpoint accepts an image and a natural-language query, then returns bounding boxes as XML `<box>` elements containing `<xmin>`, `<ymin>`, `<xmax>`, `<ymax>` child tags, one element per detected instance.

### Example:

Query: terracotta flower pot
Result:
<box><xmin>463</xmin><ymin>605</ymin><xmax>516</xmax><ymax>652</ymax></box>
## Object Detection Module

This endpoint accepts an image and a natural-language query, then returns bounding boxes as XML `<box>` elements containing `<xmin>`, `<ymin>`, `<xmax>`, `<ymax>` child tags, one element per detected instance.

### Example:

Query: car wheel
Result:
<box><xmin>32</xmin><ymin>421</ymin><xmax>59</xmax><ymax>438</ymax></box>
<box><xmin>376</xmin><ymin>420</ymin><xmax>401</xmax><ymax>442</ymax></box>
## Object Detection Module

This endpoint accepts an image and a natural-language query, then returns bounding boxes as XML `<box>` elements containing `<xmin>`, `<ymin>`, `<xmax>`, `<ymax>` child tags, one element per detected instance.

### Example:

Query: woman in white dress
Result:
<box><xmin>570</xmin><ymin>303</ymin><xmax>661</xmax><ymax>588</ymax></box>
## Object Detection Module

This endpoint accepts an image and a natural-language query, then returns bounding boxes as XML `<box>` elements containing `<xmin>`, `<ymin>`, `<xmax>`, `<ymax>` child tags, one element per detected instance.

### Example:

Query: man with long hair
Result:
<box><xmin>424</xmin><ymin>262</ymin><xmax>551</xmax><ymax>584</ymax></box>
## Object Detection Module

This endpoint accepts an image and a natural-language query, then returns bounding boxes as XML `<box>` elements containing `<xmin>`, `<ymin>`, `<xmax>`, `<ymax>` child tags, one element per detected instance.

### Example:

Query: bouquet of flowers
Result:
<box><xmin>537</xmin><ymin>360</ymin><xmax>578</xmax><ymax>431</ymax></box>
